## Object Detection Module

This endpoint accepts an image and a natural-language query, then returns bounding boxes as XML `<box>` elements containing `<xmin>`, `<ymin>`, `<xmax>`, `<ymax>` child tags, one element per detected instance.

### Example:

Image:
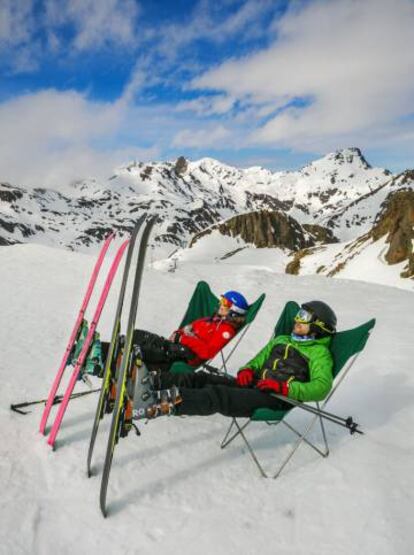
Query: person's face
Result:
<box><xmin>293</xmin><ymin>320</ymin><xmax>311</xmax><ymax>336</ymax></box>
<box><xmin>218</xmin><ymin>303</ymin><xmax>230</xmax><ymax>317</ymax></box>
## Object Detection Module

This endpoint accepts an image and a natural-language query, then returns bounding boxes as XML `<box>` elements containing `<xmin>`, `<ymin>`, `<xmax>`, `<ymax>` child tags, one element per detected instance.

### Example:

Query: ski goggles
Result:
<box><xmin>220</xmin><ymin>296</ymin><xmax>233</xmax><ymax>308</ymax></box>
<box><xmin>219</xmin><ymin>296</ymin><xmax>247</xmax><ymax>315</ymax></box>
<box><xmin>294</xmin><ymin>308</ymin><xmax>315</xmax><ymax>324</ymax></box>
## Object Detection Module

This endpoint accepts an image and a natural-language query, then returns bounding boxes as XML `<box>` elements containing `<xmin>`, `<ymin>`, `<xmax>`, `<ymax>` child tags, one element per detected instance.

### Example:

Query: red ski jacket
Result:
<box><xmin>176</xmin><ymin>316</ymin><xmax>237</xmax><ymax>366</ymax></box>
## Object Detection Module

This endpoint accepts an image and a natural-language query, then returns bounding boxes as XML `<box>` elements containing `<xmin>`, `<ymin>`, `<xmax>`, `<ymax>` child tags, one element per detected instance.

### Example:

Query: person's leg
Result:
<box><xmin>133</xmin><ymin>329</ymin><xmax>193</xmax><ymax>363</ymax></box>
<box><xmin>175</xmin><ymin>385</ymin><xmax>289</xmax><ymax>418</ymax></box>
<box><xmin>159</xmin><ymin>370</ymin><xmax>235</xmax><ymax>389</ymax></box>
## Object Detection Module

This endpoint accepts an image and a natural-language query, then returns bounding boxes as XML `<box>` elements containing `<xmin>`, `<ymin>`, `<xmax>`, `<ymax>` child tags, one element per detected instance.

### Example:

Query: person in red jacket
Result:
<box><xmin>127</xmin><ymin>290</ymin><xmax>249</xmax><ymax>371</ymax></box>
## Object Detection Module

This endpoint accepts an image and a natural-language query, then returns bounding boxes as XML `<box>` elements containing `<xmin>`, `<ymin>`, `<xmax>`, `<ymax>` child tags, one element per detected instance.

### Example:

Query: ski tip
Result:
<box><xmin>100</xmin><ymin>502</ymin><xmax>108</xmax><ymax>518</ymax></box>
<box><xmin>47</xmin><ymin>438</ymin><xmax>56</xmax><ymax>451</ymax></box>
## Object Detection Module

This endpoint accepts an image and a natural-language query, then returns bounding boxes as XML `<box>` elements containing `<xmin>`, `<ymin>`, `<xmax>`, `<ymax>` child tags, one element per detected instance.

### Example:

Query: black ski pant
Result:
<box><xmin>102</xmin><ymin>330</ymin><xmax>195</xmax><ymax>374</ymax></box>
<box><xmin>102</xmin><ymin>330</ymin><xmax>194</xmax><ymax>373</ymax></box>
<box><xmin>159</xmin><ymin>371</ymin><xmax>290</xmax><ymax>418</ymax></box>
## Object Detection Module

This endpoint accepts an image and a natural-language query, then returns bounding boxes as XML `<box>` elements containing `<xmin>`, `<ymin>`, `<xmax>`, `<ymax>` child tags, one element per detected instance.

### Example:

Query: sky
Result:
<box><xmin>0</xmin><ymin>0</ymin><xmax>414</xmax><ymax>188</ymax></box>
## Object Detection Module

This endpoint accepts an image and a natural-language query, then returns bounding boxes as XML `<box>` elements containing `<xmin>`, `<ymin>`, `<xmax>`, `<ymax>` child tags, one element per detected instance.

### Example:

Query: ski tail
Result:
<box><xmin>100</xmin><ymin>217</ymin><xmax>156</xmax><ymax>517</ymax></box>
<box><xmin>47</xmin><ymin>238</ymin><xmax>130</xmax><ymax>449</ymax></box>
<box><xmin>87</xmin><ymin>217</ymin><xmax>145</xmax><ymax>477</ymax></box>
<box><xmin>39</xmin><ymin>233</ymin><xmax>115</xmax><ymax>435</ymax></box>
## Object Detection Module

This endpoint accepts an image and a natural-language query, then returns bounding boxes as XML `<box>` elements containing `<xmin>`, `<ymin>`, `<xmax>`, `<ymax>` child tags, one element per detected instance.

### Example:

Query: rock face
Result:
<box><xmin>190</xmin><ymin>210</ymin><xmax>317</xmax><ymax>251</ymax></box>
<box><xmin>174</xmin><ymin>156</ymin><xmax>188</xmax><ymax>176</ymax></box>
<box><xmin>302</xmin><ymin>224</ymin><xmax>338</xmax><ymax>244</ymax></box>
<box><xmin>285</xmin><ymin>248</ymin><xmax>316</xmax><ymax>275</ymax></box>
<box><xmin>371</xmin><ymin>189</ymin><xmax>414</xmax><ymax>272</ymax></box>
<box><xmin>284</xmin><ymin>174</ymin><xmax>414</xmax><ymax>281</ymax></box>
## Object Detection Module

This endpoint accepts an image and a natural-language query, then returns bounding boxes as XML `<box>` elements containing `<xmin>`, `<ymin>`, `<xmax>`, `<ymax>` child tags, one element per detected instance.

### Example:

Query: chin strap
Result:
<box><xmin>291</xmin><ymin>332</ymin><xmax>316</xmax><ymax>342</ymax></box>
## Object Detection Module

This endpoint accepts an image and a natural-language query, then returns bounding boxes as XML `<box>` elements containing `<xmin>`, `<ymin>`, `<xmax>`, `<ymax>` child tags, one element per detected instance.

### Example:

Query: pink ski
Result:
<box><xmin>39</xmin><ymin>233</ymin><xmax>115</xmax><ymax>435</ymax></box>
<box><xmin>47</xmin><ymin>239</ymin><xmax>129</xmax><ymax>449</ymax></box>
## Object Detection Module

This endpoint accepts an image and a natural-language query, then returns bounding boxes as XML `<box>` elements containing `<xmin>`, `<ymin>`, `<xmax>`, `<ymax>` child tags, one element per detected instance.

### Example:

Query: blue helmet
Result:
<box><xmin>221</xmin><ymin>291</ymin><xmax>249</xmax><ymax>315</ymax></box>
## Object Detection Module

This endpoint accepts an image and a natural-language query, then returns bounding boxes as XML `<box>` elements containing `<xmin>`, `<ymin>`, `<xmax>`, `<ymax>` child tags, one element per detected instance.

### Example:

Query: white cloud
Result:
<box><xmin>172</xmin><ymin>125</ymin><xmax>232</xmax><ymax>148</ymax></box>
<box><xmin>123</xmin><ymin>0</ymin><xmax>275</xmax><ymax>99</ymax></box>
<box><xmin>175</xmin><ymin>94</ymin><xmax>235</xmax><ymax>116</ymax></box>
<box><xmin>44</xmin><ymin>0</ymin><xmax>141</xmax><ymax>51</ymax></box>
<box><xmin>0</xmin><ymin>88</ymin><xmax>237</xmax><ymax>188</ymax></box>
<box><xmin>0</xmin><ymin>0</ymin><xmax>40</xmax><ymax>73</ymax></box>
<box><xmin>0</xmin><ymin>89</ymin><xmax>159</xmax><ymax>188</ymax></box>
<box><xmin>191</xmin><ymin>0</ymin><xmax>414</xmax><ymax>153</ymax></box>
<box><xmin>0</xmin><ymin>0</ymin><xmax>141</xmax><ymax>73</ymax></box>
<box><xmin>0</xmin><ymin>0</ymin><xmax>34</xmax><ymax>46</ymax></box>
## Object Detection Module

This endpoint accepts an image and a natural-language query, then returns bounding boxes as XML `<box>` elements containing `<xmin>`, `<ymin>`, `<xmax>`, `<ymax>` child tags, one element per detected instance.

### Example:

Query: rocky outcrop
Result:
<box><xmin>174</xmin><ymin>156</ymin><xmax>188</xmax><ymax>176</ymax></box>
<box><xmin>285</xmin><ymin>248</ymin><xmax>314</xmax><ymax>275</ymax></box>
<box><xmin>189</xmin><ymin>210</ymin><xmax>316</xmax><ymax>251</ymax></box>
<box><xmin>285</xmin><ymin>185</ymin><xmax>414</xmax><ymax>281</ymax></box>
<box><xmin>371</xmin><ymin>189</ymin><xmax>414</xmax><ymax>274</ymax></box>
<box><xmin>302</xmin><ymin>224</ymin><xmax>338</xmax><ymax>244</ymax></box>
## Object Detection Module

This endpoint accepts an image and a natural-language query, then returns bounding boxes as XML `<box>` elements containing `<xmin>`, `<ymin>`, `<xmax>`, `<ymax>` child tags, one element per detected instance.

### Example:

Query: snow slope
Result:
<box><xmin>162</xmin><ymin>230</ymin><xmax>414</xmax><ymax>292</ymax></box>
<box><xmin>288</xmin><ymin>236</ymin><xmax>414</xmax><ymax>292</ymax></box>
<box><xmin>1</xmin><ymin>244</ymin><xmax>413</xmax><ymax>555</ymax></box>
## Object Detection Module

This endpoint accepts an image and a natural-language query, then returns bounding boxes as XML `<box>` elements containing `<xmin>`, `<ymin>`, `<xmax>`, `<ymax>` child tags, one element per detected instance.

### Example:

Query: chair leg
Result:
<box><xmin>221</xmin><ymin>407</ymin><xmax>330</xmax><ymax>480</ymax></box>
<box><xmin>281</xmin><ymin>420</ymin><xmax>329</xmax><ymax>458</ymax></box>
<box><xmin>221</xmin><ymin>418</ymin><xmax>249</xmax><ymax>449</ymax></box>
<box><xmin>221</xmin><ymin>418</ymin><xmax>236</xmax><ymax>447</ymax></box>
<box><xmin>235</xmin><ymin>419</ymin><xmax>269</xmax><ymax>478</ymax></box>
<box><xmin>272</xmin><ymin>409</ymin><xmax>328</xmax><ymax>479</ymax></box>
<box><xmin>316</xmin><ymin>401</ymin><xmax>330</xmax><ymax>456</ymax></box>
<box><xmin>221</xmin><ymin>419</ymin><xmax>268</xmax><ymax>477</ymax></box>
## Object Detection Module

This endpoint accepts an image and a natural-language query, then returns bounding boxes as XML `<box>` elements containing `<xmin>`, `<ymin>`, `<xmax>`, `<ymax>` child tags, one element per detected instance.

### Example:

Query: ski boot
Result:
<box><xmin>142</xmin><ymin>386</ymin><xmax>183</xmax><ymax>420</ymax></box>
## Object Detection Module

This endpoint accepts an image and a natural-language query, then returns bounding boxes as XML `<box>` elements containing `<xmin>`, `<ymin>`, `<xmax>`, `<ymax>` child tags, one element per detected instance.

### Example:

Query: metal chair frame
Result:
<box><xmin>220</xmin><ymin>350</ymin><xmax>362</xmax><ymax>479</ymax></box>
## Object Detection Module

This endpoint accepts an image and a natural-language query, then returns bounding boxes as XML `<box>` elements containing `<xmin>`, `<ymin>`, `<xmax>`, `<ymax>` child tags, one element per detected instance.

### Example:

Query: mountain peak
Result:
<box><xmin>310</xmin><ymin>147</ymin><xmax>372</xmax><ymax>171</ymax></box>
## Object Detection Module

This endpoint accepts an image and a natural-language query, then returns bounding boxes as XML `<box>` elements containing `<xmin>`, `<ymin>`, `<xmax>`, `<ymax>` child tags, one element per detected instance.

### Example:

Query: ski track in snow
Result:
<box><xmin>1</xmin><ymin>244</ymin><xmax>413</xmax><ymax>555</ymax></box>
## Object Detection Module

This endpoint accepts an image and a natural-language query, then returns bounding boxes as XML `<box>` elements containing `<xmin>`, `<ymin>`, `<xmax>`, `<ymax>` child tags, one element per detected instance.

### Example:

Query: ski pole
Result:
<box><xmin>270</xmin><ymin>394</ymin><xmax>363</xmax><ymax>435</ymax></box>
<box><xmin>10</xmin><ymin>388</ymin><xmax>101</xmax><ymax>415</ymax></box>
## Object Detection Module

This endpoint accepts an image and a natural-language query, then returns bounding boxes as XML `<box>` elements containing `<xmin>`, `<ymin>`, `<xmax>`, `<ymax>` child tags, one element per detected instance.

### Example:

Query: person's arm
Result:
<box><xmin>241</xmin><ymin>337</ymin><xmax>285</xmax><ymax>375</ymax></box>
<box><xmin>179</xmin><ymin>323</ymin><xmax>236</xmax><ymax>361</ymax></box>
<box><xmin>288</xmin><ymin>347</ymin><xmax>333</xmax><ymax>402</ymax></box>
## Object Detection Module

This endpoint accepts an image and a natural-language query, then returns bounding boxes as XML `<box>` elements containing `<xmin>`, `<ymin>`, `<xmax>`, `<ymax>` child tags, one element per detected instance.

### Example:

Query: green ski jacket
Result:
<box><xmin>242</xmin><ymin>334</ymin><xmax>333</xmax><ymax>402</ymax></box>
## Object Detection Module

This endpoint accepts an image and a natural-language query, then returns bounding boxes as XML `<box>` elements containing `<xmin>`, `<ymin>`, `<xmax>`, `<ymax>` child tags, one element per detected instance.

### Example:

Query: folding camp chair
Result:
<box><xmin>170</xmin><ymin>281</ymin><xmax>265</xmax><ymax>375</ymax></box>
<box><xmin>220</xmin><ymin>300</ymin><xmax>376</xmax><ymax>478</ymax></box>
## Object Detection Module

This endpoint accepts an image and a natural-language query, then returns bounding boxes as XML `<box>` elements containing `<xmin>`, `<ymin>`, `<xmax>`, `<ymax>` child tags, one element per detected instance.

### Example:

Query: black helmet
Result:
<box><xmin>300</xmin><ymin>300</ymin><xmax>337</xmax><ymax>336</ymax></box>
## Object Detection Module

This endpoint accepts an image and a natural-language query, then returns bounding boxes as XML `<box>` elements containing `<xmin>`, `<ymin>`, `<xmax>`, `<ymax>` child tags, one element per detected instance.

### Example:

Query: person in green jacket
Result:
<box><xmin>139</xmin><ymin>300</ymin><xmax>336</xmax><ymax>419</ymax></box>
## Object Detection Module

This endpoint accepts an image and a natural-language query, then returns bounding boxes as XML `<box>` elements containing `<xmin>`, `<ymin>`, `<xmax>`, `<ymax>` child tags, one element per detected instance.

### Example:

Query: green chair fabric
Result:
<box><xmin>252</xmin><ymin>300</ymin><xmax>376</xmax><ymax>421</ymax></box>
<box><xmin>170</xmin><ymin>281</ymin><xmax>265</xmax><ymax>375</ymax></box>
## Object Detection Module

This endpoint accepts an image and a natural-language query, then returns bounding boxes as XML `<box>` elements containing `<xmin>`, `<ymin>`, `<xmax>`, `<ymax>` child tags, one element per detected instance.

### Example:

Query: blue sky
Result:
<box><xmin>0</xmin><ymin>0</ymin><xmax>413</xmax><ymax>187</ymax></box>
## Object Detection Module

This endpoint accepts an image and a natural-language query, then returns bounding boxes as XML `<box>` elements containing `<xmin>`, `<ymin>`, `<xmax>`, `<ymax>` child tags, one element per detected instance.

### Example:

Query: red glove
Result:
<box><xmin>257</xmin><ymin>379</ymin><xmax>289</xmax><ymax>396</ymax></box>
<box><xmin>236</xmin><ymin>368</ymin><xmax>254</xmax><ymax>387</ymax></box>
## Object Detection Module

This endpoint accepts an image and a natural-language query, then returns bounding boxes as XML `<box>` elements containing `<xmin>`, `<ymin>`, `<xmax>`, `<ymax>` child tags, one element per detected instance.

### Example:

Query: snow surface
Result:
<box><xmin>1</xmin><ymin>243</ymin><xmax>414</xmax><ymax>555</ymax></box>
<box><xmin>165</xmin><ymin>230</ymin><xmax>413</xmax><ymax>293</ymax></box>
<box><xmin>297</xmin><ymin>236</ymin><xmax>414</xmax><ymax>292</ymax></box>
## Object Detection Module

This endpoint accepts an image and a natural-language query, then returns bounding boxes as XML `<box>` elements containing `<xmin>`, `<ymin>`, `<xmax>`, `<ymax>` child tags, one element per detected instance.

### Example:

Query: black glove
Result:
<box><xmin>164</xmin><ymin>343</ymin><xmax>194</xmax><ymax>362</ymax></box>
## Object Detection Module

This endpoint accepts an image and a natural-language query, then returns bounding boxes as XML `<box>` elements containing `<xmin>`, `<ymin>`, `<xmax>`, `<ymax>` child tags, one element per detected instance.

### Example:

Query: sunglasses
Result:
<box><xmin>294</xmin><ymin>308</ymin><xmax>314</xmax><ymax>324</ymax></box>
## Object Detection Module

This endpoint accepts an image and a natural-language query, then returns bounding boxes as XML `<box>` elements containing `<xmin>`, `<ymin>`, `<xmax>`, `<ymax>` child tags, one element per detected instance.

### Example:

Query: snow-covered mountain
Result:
<box><xmin>282</xmin><ymin>175</ymin><xmax>414</xmax><ymax>288</ymax></box>
<box><xmin>171</xmin><ymin>176</ymin><xmax>414</xmax><ymax>291</ymax></box>
<box><xmin>0</xmin><ymin>148</ymin><xmax>392</xmax><ymax>252</ymax></box>
<box><xmin>2</xmin><ymin>147</ymin><xmax>413</xmax><ymax>288</ymax></box>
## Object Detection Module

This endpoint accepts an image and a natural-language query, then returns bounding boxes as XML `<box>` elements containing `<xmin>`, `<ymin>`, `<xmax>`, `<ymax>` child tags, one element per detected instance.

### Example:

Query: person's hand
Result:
<box><xmin>236</xmin><ymin>368</ymin><xmax>254</xmax><ymax>387</ymax></box>
<box><xmin>168</xmin><ymin>331</ymin><xmax>181</xmax><ymax>343</ymax></box>
<box><xmin>256</xmin><ymin>379</ymin><xmax>289</xmax><ymax>396</ymax></box>
<box><xmin>182</xmin><ymin>324</ymin><xmax>194</xmax><ymax>336</ymax></box>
